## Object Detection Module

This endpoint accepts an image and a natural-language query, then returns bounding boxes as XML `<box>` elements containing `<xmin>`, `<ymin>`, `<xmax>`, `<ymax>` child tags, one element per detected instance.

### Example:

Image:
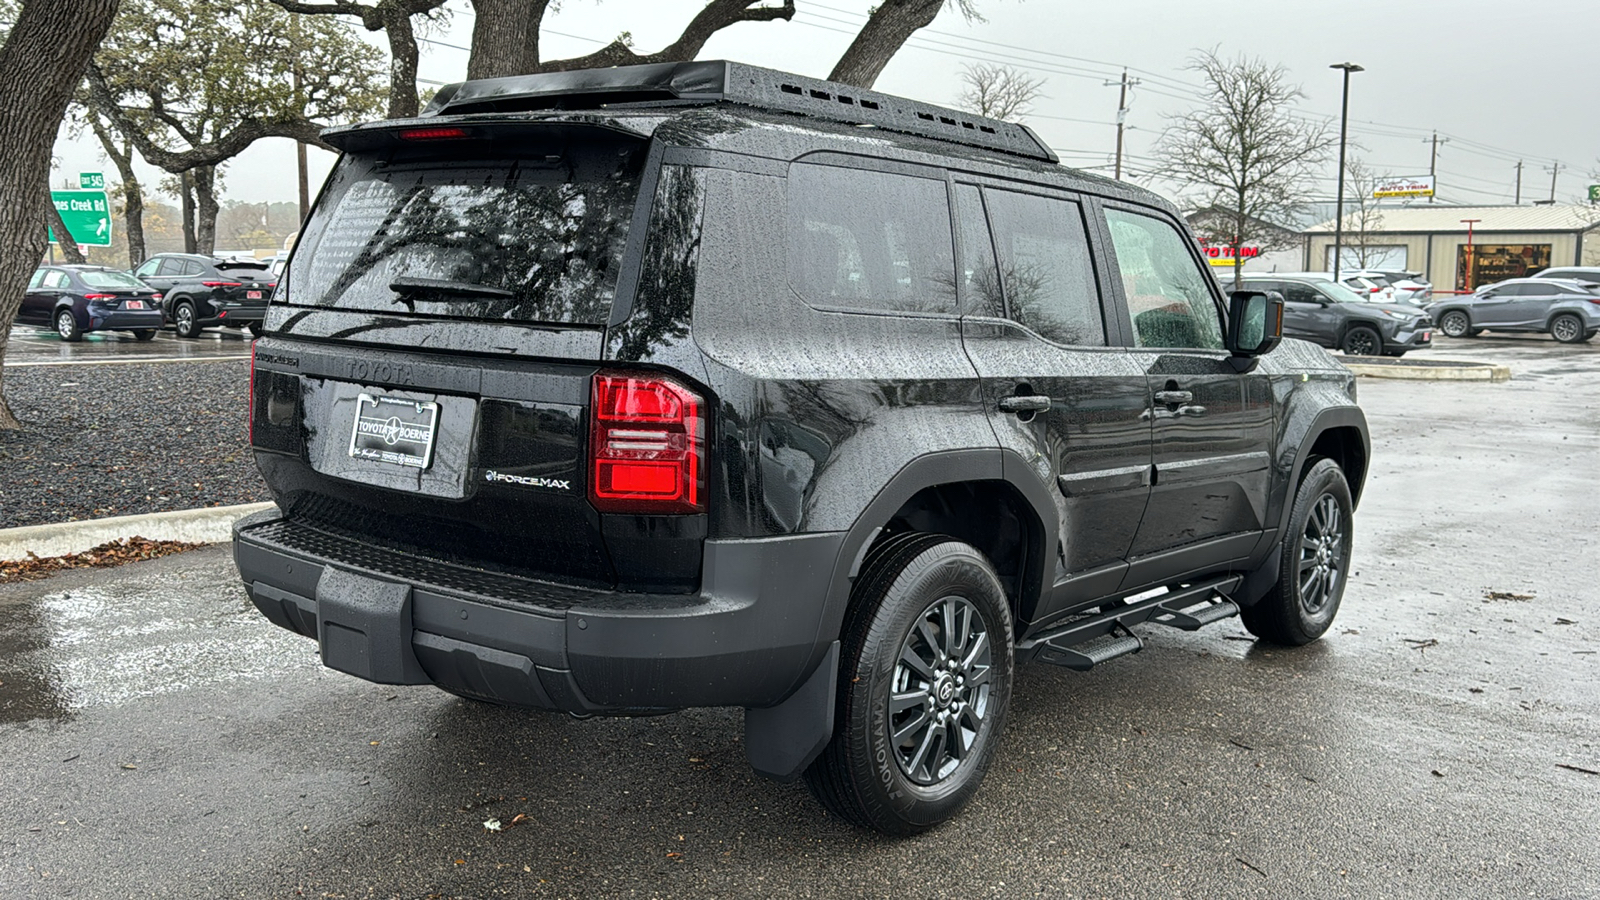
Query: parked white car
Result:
<box><xmin>1347</xmin><ymin>270</ymin><xmax>1431</xmax><ymax>304</ymax></box>
<box><xmin>1271</xmin><ymin>271</ymin><xmax>1398</xmax><ymax>303</ymax></box>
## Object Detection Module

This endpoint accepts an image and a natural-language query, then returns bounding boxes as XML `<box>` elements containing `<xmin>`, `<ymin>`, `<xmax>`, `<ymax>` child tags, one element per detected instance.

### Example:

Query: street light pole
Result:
<box><xmin>1329</xmin><ymin>62</ymin><xmax>1363</xmax><ymax>282</ymax></box>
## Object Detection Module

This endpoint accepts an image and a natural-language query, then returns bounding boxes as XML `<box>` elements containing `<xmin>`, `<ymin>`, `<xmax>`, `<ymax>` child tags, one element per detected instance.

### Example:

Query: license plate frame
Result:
<box><xmin>347</xmin><ymin>393</ymin><xmax>440</xmax><ymax>470</ymax></box>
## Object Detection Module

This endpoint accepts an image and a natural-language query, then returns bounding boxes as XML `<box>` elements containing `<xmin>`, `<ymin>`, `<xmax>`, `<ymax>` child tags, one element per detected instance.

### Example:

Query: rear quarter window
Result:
<box><xmin>787</xmin><ymin>163</ymin><xmax>956</xmax><ymax>315</ymax></box>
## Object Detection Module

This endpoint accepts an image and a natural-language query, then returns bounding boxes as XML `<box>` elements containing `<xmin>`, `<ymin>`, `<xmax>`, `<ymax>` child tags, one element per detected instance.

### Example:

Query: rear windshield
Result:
<box><xmin>286</xmin><ymin>143</ymin><xmax>643</xmax><ymax>326</ymax></box>
<box><xmin>81</xmin><ymin>270</ymin><xmax>147</xmax><ymax>290</ymax></box>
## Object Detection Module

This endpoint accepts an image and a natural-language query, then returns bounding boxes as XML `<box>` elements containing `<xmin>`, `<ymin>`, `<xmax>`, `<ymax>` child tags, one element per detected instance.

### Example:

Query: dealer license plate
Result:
<box><xmin>348</xmin><ymin>394</ymin><xmax>440</xmax><ymax>469</ymax></box>
<box><xmin>124</xmin><ymin>300</ymin><xmax>145</xmax><ymax>309</ymax></box>
<box><xmin>247</xmin><ymin>290</ymin><xmax>263</xmax><ymax>299</ymax></box>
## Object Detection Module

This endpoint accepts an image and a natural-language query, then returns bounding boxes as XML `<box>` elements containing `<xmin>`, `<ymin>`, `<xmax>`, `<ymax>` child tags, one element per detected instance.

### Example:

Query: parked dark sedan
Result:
<box><xmin>1429</xmin><ymin>278</ymin><xmax>1600</xmax><ymax>343</ymax></box>
<box><xmin>21</xmin><ymin>265</ymin><xmax>164</xmax><ymax>341</ymax></box>
<box><xmin>1231</xmin><ymin>274</ymin><xmax>1433</xmax><ymax>356</ymax></box>
<box><xmin>130</xmin><ymin>253</ymin><xmax>276</xmax><ymax>338</ymax></box>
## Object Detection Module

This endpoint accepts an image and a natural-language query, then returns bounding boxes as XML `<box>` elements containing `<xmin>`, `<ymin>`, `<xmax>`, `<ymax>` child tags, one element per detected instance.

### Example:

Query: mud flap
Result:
<box><xmin>315</xmin><ymin>568</ymin><xmax>429</xmax><ymax>685</ymax></box>
<box><xmin>743</xmin><ymin>641</ymin><xmax>839</xmax><ymax>782</ymax></box>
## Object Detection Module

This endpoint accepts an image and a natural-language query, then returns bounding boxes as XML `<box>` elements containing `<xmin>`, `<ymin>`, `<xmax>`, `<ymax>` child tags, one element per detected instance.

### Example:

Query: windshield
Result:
<box><xmin>286</xmin><ymin>144</ymin><xmax>643</xmax><ymax>326</ymax></box>
<box><xmin>1319</xmin><ymin>281</ymin><xmax>1371</xmax><ymax>304</ymax></box>
<box><xmin>80</xmin><ymin>270</ymin><xmax>148</xmax><ymax>290</ymax></box>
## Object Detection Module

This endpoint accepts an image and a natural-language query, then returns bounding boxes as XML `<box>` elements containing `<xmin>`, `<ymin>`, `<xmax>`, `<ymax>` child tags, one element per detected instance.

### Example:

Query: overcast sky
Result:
<box><xmin>50</xmin><ymin>0</ymin><xmax>1600</xmax><ymax>221</ymax></box>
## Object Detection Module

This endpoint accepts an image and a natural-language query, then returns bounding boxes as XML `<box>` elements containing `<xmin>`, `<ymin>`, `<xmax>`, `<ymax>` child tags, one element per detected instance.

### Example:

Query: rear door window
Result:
<box><xmin>982</xmin><ymin>188</ymin><xmax>1105</xmax><ymax>346</ymax></box>
<box><xmin>289</xmin><ymin>142</ymin><xmax>644</xmax><ymax>326</ymax></box>
<box><xmin>787</xmin><ymin>162</ymin><xmax>956</xmax><ymax>315</ymax></box>
<box><xmin>156</xmin><ymin>258</ymin><xmax>189</xmax><ymax>277</ymax></box>
<box><xmin>42</xmin><ymin>270</ymin><xmax>68</xmax><ymax>289</ymax></box>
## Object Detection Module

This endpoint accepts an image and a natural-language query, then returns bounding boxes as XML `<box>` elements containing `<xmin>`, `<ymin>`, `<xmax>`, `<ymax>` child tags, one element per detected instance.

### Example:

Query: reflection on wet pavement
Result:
<box><xmin>0</xmin><ymin>552</ymin><xmax>317</xmax><ymax>725</ymax></box>
<box><xmin>6</xmin><ymin>325</ymin><xmax>252</xmax><ymax>366</ymax></box>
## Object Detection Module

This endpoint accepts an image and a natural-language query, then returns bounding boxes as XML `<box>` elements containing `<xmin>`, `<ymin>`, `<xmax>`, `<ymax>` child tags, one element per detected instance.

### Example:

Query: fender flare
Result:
<box><xmin>744</xmin><ymin>448</ymin><xmax>1058</xmax><ymax>781</ymax></box>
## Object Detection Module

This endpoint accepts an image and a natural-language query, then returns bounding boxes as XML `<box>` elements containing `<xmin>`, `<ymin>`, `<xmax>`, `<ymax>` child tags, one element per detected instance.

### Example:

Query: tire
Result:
<box><xmin>1584</xmin><ymin>331</ymin><xmax>1597</xmax><ymax>343</ymax></box>
<box><xmin>1550</xmin><ymin>313</ymin><xmax>1585</xmax><ymax>344</ymax></box>
<box><xmin>173</xmin><ymin>301</ymin><xmax>202</xmax><ymax>338</ymax></box>
<box><xmin>132</xmin><ymin>329</ymin><xmax>156</xmax><ymax>342</ymax></box>
<box><xmin>247</xmin><ymin>321</ymin><xmax>264</xmax><ymax>337</ymax></box>
<box><xmin>1340</xmin><ymin>325</ymin><xmax>1381</xmax><ymax>357</ymax></box>
<box><xmin>1381</xmin><ymin>349</ymin><xmax>1407</xmax><ymax>357</ymax></box>
<box><xmin>55</xmin><ymin>309</ymin><xmax>82</xmax><ymax>342</ymax></box>
<box><xmin>1438</xmin><ymin>310</ymin><xmax>1472</xmax><ymax>338</ymax></box>
<box><xmin>1241</xmin><ymin>458</ymin><xmax>1353</xmax><ymax>646</ymax></box>
<box><xmin>804</xmin><ymin>533</ymin><xmax>1014</xmax><ymax>835</ymax></box>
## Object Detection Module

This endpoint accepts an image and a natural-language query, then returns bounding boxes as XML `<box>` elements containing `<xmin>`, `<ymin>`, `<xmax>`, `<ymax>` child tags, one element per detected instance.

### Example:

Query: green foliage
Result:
<box><xmin>95</xmin><ymin>0</ymin><xmax>386</xmax><ymax>154</ymax></box>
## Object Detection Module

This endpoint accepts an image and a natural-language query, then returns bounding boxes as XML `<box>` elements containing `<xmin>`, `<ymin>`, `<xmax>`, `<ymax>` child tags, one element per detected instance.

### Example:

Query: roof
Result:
<box><xmin>1305</xmin><ymin>205</ymin><xmax>1600</xmax><ymax>234</ymax></box>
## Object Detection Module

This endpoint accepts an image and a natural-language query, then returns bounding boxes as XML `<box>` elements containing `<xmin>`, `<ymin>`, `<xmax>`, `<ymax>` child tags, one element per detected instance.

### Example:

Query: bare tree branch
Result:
<box><xmin>537</xmin><ymin>0</ymin><xmax>796</xmax><ymax>73</ymax></box>
<box><xmin>266</xmin><ymin>0</ymin><xmax>448</xmax><ymax>117</ymax></box>
<box><xmin>1152</xmin><ymin>50</ymin><xmax>1333</xmax><ymax>288</ymax></box>
<box><xmin>955</xmin><ymin>63</ymin><xmax>1043</xmax><ymax>122</ymax></box>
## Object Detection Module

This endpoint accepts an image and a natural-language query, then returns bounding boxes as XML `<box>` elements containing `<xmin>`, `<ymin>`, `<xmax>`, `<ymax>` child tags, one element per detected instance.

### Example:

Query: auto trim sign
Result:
<box><xmin>1200</xmin><ymin>245</ymin><xmax>1261</xmax><ymax>267</ymax></box>
<box><xmin>1373</xmin><ymin>176</ymin><xmax>1435</xmax><ymax>198</ymax></box>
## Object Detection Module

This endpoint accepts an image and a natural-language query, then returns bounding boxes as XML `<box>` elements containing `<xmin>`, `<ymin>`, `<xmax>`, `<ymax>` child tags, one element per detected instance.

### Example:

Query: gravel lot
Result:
<box><xmin>0</xmin><ymin>360</ymin><xmax>268</xmax><ymax>528</ymax></box>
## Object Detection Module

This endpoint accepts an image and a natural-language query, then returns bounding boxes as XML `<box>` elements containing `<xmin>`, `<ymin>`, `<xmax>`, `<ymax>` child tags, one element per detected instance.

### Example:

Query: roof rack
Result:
<box><xmin>421</xmin><ymin>60</ymin><xmax>1058</xmax><ymax>164</ymax></box>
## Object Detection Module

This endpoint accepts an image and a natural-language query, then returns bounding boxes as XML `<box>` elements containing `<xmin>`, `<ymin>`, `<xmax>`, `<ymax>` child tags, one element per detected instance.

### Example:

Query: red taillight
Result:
<box><xmin>589</xmin><ymin>373</ymin><xmax>705</xmax><ymax>514</ymax></box>
<box><xmin>201</xmin><ymin>281</ymin><xmax>243</xmax><ymax>288</ymax></box>
<box><xmin>399</xmin><ymin>126</ymin><xmax>470</xmax><ymax>141</ymax></box>
<box><xmin>83</xmin><ymin>293</ymin><xmax>116</xmax><ymax>300</ymax></box>
<box><xmin>152</xmin><ymin>293</ymin><xmax>163</xmax><ymax>302</ymax></box>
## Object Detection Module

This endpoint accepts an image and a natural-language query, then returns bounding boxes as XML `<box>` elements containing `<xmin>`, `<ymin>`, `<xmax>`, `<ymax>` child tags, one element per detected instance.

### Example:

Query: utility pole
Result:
<box><xmin>1330</xmin><ymin>62</ymin><xmax>1364</xmax><ymax>281</ymax></box>
<box><xmin>1514</xmin><ymin>161</ymin><xmax>1523</xmax><ymax>205</ymax></box>
<box><xmin>1103</xmin><ymin>68</ymin><xmax>1139</xmax><ymax>181</ymax></box>
<box><xmin>1424</xmin><ymin>131</ymin><xmax>1449</xmax><ymax>203</ymax></box>
<box><xmin>1547</xmin><ymin>162</ymin><xmax>1564</xmax><ymax>203</ymax></box>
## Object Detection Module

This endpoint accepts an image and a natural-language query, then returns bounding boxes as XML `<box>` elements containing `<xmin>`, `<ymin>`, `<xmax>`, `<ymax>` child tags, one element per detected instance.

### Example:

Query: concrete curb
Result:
<box><xmin>0</xmin><ymin>502</ymin><xmax>275</xmax><ymax>563</ymax></box>
<box><xmin>1342</xmin><ymin>360</ymin><xmax>1512</xmax><ymax>382</ymax></box>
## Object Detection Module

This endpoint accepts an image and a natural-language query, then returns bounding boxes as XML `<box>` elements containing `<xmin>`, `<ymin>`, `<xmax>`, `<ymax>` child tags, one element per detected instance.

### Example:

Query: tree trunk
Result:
<box><xmin>89</xmin><ymin>118</ymin><xmax>146</xmax><ymax>266</ymax></box>
<box><xmin>383</xmin><ymin>3</ymin><xmax>422</xmax><ymax>117</ymax></box>
<box><xmin>828</xmin><ymin>0</ymin><xmax>942</xmax><ymax>89</ymax></box>
<box><xmin>180</xmin><ymin>171</ymin><xmax>196</xmax><ymax>253</ymax></box>
<box><xmin>44</xmin><ymin>194</ymin><xmax>88</xmax><ymax>265</ymax></box>
<box><xmin>0</xmin><ymin>0</ymin><xmax>120</xmax><ymax>429</ymax></box>
<box><xmin>192</xmin><ymin>165</ymin><xmax>219</xmax><ymax>255</ymax></box>
<box><xmin>467</xmin><ymin>0</ymin><xmax>549</xmax><ymax>80</ymax></box>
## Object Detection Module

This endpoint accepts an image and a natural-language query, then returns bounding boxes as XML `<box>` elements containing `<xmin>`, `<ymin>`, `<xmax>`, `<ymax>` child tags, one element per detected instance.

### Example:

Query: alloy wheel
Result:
<box><xmin>56</xmin><ymin>312</ymin><xmax>75</xmax><ymax>339</ymax></box>
<box><xmin>1551</xmin><ymin>315</ymin><xmax>1580</xmax><ymax>342</ymax></box>
<box><xmin>889</xmin><ymin>595</ymin><xmax>994</xmax><ymax>786</ymax></box>
<box><xmin>1298</xmin><ymin>494</ymin><xmax>1345</xmax><ymax>616</ymax></box>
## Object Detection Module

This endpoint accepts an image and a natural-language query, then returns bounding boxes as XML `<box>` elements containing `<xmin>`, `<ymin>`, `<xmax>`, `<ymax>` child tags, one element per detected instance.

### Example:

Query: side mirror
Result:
<box><xmin>1226</xmin><ymin>290</ymin><xmax>1283</xmax><ymax>372</ymax></box>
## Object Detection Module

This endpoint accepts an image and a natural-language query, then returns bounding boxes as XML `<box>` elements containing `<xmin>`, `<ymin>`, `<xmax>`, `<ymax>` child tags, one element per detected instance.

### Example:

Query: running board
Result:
<box><xmin>1018</xmin><ymin>575</ymin><xmax>1243</xmax><ymax>670</ymax></box>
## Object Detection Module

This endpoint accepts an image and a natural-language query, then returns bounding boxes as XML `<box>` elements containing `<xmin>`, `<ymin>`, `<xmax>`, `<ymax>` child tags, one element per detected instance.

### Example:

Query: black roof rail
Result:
<box><xmin>421</xmin><ymin>60</ymin><xmax>1058</xmax><ymax>164</ymax></box>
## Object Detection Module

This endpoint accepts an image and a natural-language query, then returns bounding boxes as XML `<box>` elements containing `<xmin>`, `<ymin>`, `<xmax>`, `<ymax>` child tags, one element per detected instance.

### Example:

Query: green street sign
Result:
<box><xmin>79</xmin><ymin>171</ymin><xmax>105</xmax><ymax>190</ymax></box>
<box><xmin>1589</xmin><ymin>184</ymin><xmax>1600</xmax><ymax>203</ymax></box>
<box><xmin>47</xmin><ymin>189</ymin><xmax>113</xmax><ymax>247</ymax></box>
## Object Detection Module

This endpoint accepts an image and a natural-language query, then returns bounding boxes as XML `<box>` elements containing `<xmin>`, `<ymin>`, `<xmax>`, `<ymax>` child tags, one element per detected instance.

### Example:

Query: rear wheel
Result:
<box><xmin>1340</xmin><ymin>326</ymin><xmax>1380</xmax><ymax>357</ymax></box>
<box><xmin>1438</xmin><ymin>310</ymin><xmax>1472</xmax><ymax>338</ymax></box>
<box><xmin>247</xmin><ymin>321</ymin><xmax>264</xmax><ymax>337</ymax></box>
<box><xmin>132</xmin><ymin>329</ymin><xmax>156</xmax><ymax>342</ymax></box>
<box><xmin>173</xmin><ymin>301</ymin><xmax>201</xmax><ymax>338</ymax></box>
<box><xmin>55</xmin><ymin>309</ymin><xmax>82</xmax><ymax>342</ymax></box>
<box><xmin>804</xmin><ymin>533</ymin><xmax>1014</xmax><ymax>835</ymax></box>
<box><xmin>1241</xmin><ymin>458</ymin><xmax>1353</xmax><ymax>646</ymax></box>
<box><xmin>1550</xmin><ymin>313</ymin><xmax>1585</xmax><ymax>344</ymax></box>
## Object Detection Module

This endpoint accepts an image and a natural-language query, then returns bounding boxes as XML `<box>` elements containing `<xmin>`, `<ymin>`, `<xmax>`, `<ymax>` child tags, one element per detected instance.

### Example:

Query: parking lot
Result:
<box><xmin>4</xmin><ymin>322</ymin><xmax>252</xmax><ymax>367</ymax></box>
<box><xmin>1</xmin><ymin>336</ymin><xmax>1596</xmax><ymax>898</ymax></box>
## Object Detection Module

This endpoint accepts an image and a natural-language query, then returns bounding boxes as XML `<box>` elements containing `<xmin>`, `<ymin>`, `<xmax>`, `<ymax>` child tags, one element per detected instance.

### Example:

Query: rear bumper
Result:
<box><xmin>232</xmin><ymin>510</ymin><xmax>843</xmax><ymax>713</ymax></box>
<box><xmin>87</xmin><ymin>310</ymin><xmax>164</xmax><ymax>331</ymax></box>
<box><xmin>205</xmin><ymin>302</ymin><xmax>268</xmax><ymax>324</ymax></box>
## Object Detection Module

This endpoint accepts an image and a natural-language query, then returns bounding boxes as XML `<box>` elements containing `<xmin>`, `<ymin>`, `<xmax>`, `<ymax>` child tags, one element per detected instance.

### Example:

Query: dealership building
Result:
<box><xmin>1303</xmin><ymin>205</ymin><xmax>1600</xmax><ymax>292</ymax></box>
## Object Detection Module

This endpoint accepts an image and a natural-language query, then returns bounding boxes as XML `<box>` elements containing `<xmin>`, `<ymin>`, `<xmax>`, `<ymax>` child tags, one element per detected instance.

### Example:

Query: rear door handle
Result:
<box><xmin>1154</xmin><ymin>390</ymin><xmax>1193</xmax><ymax>405</ymax></box>
<box><xmin>998</xmin><ymin>395</ymin><xmax>1051</xmax><ymax>414</ymax></box>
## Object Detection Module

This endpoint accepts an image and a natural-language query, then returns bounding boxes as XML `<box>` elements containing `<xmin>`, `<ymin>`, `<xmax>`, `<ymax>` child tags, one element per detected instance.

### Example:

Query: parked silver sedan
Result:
<box><xmin>1429</xmin><ymin>278</ymin><xmax>1600</xmax><ymax>343</ymax></box>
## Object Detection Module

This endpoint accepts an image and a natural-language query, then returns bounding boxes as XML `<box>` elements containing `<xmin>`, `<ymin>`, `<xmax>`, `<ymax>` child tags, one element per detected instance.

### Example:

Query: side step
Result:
<box><xmin>1018</xmin><ymin>575</ymin><xmax>1243</xmax><ymax>671</ymax></box>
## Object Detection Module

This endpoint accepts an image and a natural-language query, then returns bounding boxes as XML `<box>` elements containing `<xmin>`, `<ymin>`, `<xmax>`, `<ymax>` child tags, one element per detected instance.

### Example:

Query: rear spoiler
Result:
<box><xmin>321</xmin><ymin>115</ymin><xmax>658</xmax><ymax>153</ymax></box>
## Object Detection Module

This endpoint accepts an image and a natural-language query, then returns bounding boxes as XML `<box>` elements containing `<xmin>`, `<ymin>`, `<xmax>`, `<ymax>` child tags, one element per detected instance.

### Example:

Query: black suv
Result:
<box><xmin>234</xmin><ymin>62</ymin><xmax>1369</xmax><ymax>835</ymax></box>
<box><xmin>130</xmin><ymin>253</ymin><xmax>276</xmax><ymax>337</ymax></box>
<box><xmin>1232</xmin><ymin>274</ymin><xmax>1434</xmax><ymax>356</ymax></box>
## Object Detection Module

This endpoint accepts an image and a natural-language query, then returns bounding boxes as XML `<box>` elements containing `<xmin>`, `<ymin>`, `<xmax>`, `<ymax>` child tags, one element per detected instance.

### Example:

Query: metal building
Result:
<box><xmin>1303</xmin><ymin>205</ymin><xmax>1600</xmax><ymax>292</ymax></box>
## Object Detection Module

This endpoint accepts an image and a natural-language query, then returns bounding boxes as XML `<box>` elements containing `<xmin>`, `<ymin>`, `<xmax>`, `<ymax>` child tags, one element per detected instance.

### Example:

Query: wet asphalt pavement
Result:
<box><xmin>1</xmin><ymin>337</ymin><xmax>1596</xmax><ymax>899</ymax></box>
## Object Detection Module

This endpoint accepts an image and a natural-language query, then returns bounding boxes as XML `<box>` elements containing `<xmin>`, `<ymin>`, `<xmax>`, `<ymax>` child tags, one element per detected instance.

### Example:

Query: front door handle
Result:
<box><xmin>998</xmin><ymin>395</ymin><xmax>1051</xmax><ymax>414</ymax></box>
<box><xmin>1154</xmin><ymin>390</ymin><xmax>1193</xmax><ymax>405</ymax></box>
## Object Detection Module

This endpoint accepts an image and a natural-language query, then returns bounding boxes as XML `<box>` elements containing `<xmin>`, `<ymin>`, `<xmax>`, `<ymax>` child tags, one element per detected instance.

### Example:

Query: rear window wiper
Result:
<box><xmin>389</xmin><ymin>276</ymin><xmax>514</xmax><ymax>300</ymax></box>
